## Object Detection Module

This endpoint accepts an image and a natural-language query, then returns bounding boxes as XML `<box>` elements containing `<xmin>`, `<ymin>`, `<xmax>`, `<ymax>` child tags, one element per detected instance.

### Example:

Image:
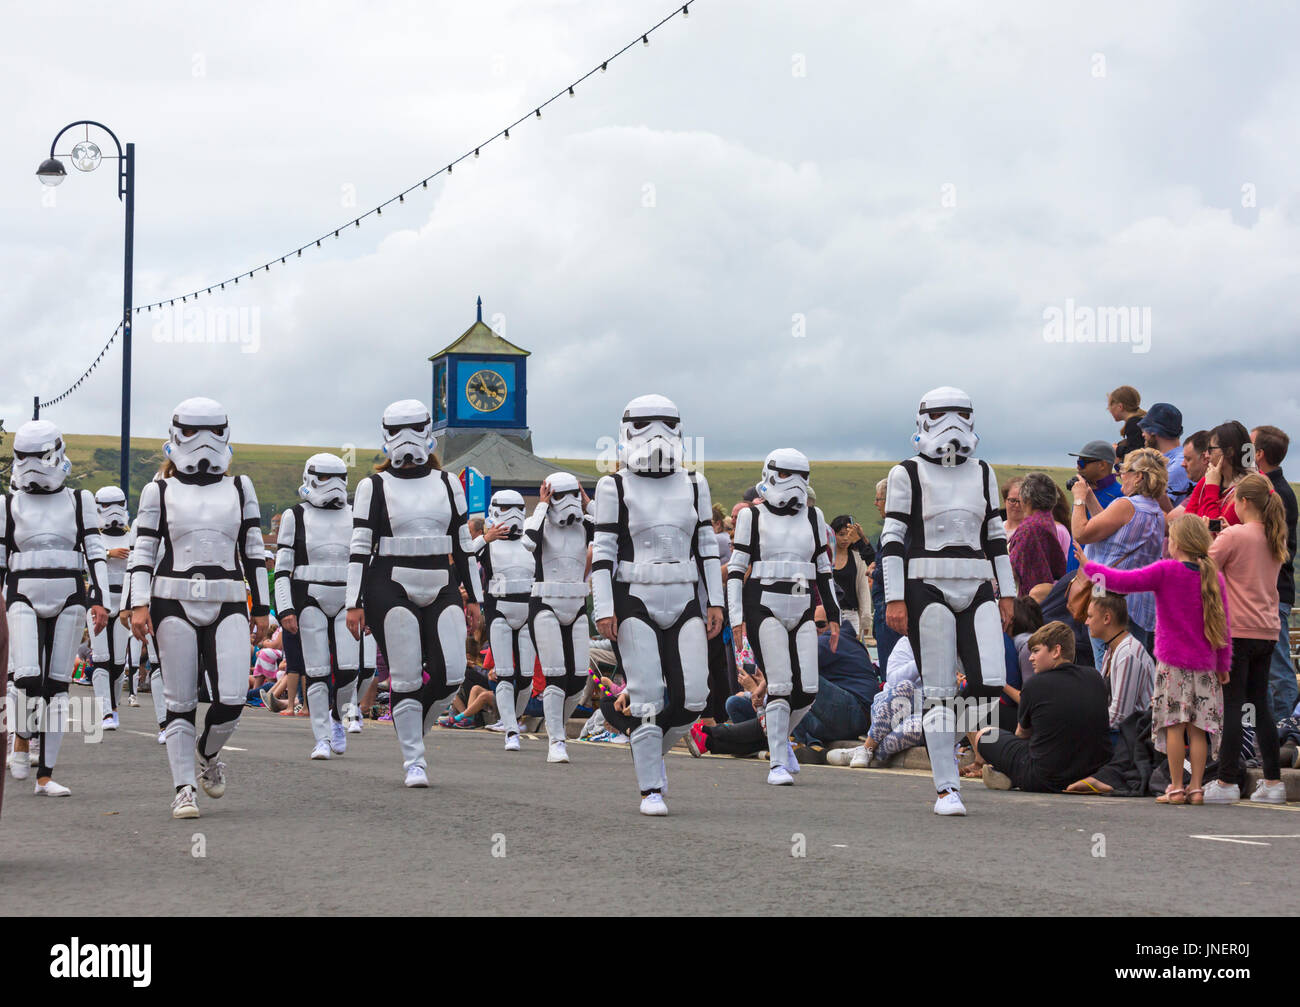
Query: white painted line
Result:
<box><xmin>1189</xmin><ymin>833</ymin><xmax>1300</xmax><ymax>846</ymax></box>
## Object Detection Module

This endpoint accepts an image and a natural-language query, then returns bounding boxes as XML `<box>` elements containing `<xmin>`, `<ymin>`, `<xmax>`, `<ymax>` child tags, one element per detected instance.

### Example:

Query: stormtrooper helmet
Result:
<box><xmin>487</xmin><ymin>489</ymin><xmax>526</xmax><ymax>535</ymax></box>
<box><xmin>299</xmin><ymin>453</ymin><xmax>348</xmax><ymax>509</ymax></box>
<box><xmin>94</xmin><ymin>486</ymin><xmax>130</xmax><ymax>531</ymax></box>
<box><xmin>757</xmin><ymin>448</ymin><xmax>811</xmax><ymax>511</ymax></box>
<box><xmin>381</xmin><ymin>399</ymin><xmax>435</xmax><ymax>469</ymax></box>
<box><xmin>11</xmin><ymin>420</ymin><xmax>71</xmax><ymax>492</ymax></box>
<box><xmin>913</xmin><ymin>386</ymin><xmax>978</xmax><ymax>460</ymax></box>
<box><xmin>618</xmin><ymin>394</ymin><xmax>683</xmax><ymax>475</ymax></box>
<box><xmin>164</xmin><ymin>398</ymin><xmax>232</xmax><ymax>475</ymax></box>
<box><xmin>545</xmin><ymin>472</ymin><xmax>584</xmax><ymax>526</ymax></box>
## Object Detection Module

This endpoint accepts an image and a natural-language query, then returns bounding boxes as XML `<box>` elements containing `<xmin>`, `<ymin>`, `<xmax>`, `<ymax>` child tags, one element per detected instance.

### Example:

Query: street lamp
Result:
<box><xmin>36</xmin><ymin>120</ymin><xmax>135</xmax><ymax>502</ymax></box>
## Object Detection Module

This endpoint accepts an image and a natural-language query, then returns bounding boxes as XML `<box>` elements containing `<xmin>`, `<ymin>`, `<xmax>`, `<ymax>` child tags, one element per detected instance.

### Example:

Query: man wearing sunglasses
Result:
<box><xmin>1064</xmin><ymin>440</ymin><xmax>1123</xmax><ymax>573</ymax></box>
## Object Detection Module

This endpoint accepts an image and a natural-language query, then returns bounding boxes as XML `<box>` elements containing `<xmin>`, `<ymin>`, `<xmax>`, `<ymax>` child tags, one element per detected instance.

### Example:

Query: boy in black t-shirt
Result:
<box><xmin>970</xmin><ymin>622</ymin><xmax>1112</xmax><ymax>792</ymax></box>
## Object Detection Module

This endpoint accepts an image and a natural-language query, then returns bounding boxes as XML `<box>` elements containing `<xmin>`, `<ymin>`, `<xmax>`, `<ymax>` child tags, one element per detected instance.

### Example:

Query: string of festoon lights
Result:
<box><xmin>39</xmin><ymin>0</ymin><xmax>695</xmax><ymax>411</ymax></box>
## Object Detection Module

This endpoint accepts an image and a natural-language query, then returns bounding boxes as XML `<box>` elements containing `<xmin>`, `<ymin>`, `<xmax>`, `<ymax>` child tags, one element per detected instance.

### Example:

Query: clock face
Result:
<box><xmin>465</xmin><ymin>368</ymin><xmax>508</xmax><ymax>413</ymax></box>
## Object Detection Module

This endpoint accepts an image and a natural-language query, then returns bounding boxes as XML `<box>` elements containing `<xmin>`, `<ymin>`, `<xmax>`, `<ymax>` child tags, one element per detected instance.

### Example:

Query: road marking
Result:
<box><xmin>1189</xmin><ymin>833</ymin><xmax>1300</xmax><ymax>846</ymax></box>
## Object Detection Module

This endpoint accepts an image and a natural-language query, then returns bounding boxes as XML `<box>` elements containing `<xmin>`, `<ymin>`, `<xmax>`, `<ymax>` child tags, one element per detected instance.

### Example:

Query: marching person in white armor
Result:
<box><xmin>89</xmin><ymin>486</ymin><xmax>132</xmax><ymax>733</ymax></box>
<box><xmin>879</xmin><ymin>387</ymin><xmax>1015</xmax><ymax>817</ymax></box>
<box><xmin>727</xmin><ymin>449</ymin><xmax>840</xmax><ymax>786</ymax></box>
<box><xmin>592</xmin><ymin>395</ymin><xmax>724</xmax><ymax>817</ymax></box>
<box><xmin>119</xmin><ymin>509</ymin><xmax>166</xmax><ymax>743</ymax></box>
<box><xmin>525</xmin><ymin>472</ymin><xmax>593</xmax><ymax>765</ymax></box>
<box><xmin>472</xmin><ymin>490</ymin><xmax>536</xmax><ymax>752</ymax></box>
<box><xmin>276</xmin><ymin>453</ymin><xmax>361</xmax><ymax>761</ymax></box>
<box><xmin>346</xmin><ymin>399</ymin><xmax>483</xmax><ymax>788</ymax></box>
<box><xmin>128</xmin><ymin>399</ymin><xmax>271</xmax><ymax>819</ymax></box>
<box><xmin>3</xmin><ymin>420</ymin><xmax>110</xmax><ymax>795</ymax></box>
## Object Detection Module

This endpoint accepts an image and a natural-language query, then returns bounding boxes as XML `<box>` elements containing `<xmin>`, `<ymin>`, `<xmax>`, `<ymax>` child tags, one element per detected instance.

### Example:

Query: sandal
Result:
<box><xmin>1156</xmin><ymin>786</ymin><xmax>1186</xmax><ymax>805</ymax></box>
<box><xmin>960</xmin><ymin>762</ymin><xmax>985</xmax><ymax>778</ymax></box>
<box><xmin>1187</xmin><ymin>787</ymin><xmax>1204</xmax><ymax>806</ymax></box>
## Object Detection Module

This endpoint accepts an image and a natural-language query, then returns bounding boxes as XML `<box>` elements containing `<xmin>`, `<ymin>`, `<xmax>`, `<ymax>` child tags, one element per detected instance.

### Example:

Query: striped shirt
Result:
<box><xmin>1101</xmin><ymin>632</ymin><xmax>1155</xmax><ymax>728</ymax></box>
<box><xmin>1086</xmin><ymin>494</ymin><xmax>1164</xmax><ymax>631</ymax></box>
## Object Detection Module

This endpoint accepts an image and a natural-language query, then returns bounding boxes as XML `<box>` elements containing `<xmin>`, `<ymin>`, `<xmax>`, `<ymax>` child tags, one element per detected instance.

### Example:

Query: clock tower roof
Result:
<box><xmin>428</xmin><ymin>297</ymin><xmax>531</xmax><ymax>360</ymax></box>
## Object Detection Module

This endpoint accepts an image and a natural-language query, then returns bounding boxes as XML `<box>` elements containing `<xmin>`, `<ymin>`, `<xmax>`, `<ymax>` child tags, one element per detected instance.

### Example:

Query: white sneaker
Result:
<box><xmin>330</xmin><ymin>718</ymin><xmax>347</xmax><ymax>754</ymax></box>
<box><xmin>1201</xmin><ymin>780</ymin><xmax>1240</xmax><ymax>804</ymax></box>
<box><xmin>485</xmin><ymin>719</ymin><xmax>507</xmax><ymax>734</ymax></box>
<box><xmin>126</xmin><ymin>694</ymin><xmax>139</xmax><ymax>707</ymax></box>
<box><xmin>504</xmin><ymin>733</ymin><xmax>521</xmax><ymax>752</ymax></box>
<box><xmin>345</xmin><ymin>717</ymin><xmax>363</xmax><ymax>735</ymax></box>
<box><xmin>156</xmin><ymin>729</ymin><xmax>167</xmax><ymax>745</ymax></box>
<box><xmin>767</xmin><ymin>765</ymin><xmax>795</xmax><ymax>786</ymax></box>
<box><xmin>1249</xmin><ymin>779</ymin><xmax>1287</xmax><ymax>804</ymax></box>
<box><xmin>35</xmin><ymin>779</ymin><xmax>72</xmax><ymax>797</ymax></box>
<box><xmin>9</xmin><ymin>751</ymin><xmax>30</xmax><ymax>780</ymax></box>
<box><xmin>196</xmin><ymin>754</ymin><xmax>227</xmax><ymax>799</ymax></box>
<box><xmin>404</xmin><ymin>765</ymin><xmax>429</xmax><ymax>788</ymax></box>
<box><xmin>934</xmin><ymin>790</ymin><xmax>967</xmax><ymax>816</ymax></box>
<box><xmin>103</xmin><ymin>713</ymin><xmax>119</xmax><ymax>731</ymax></box>
<box><xmin>547</xmin><ymin>741</ymin><xmax>570</xmax><ymax>764</ymax></box>
<box><xmin>310</xmin><ymin>739</ymin><xmax>332</xmax><ymax>761</ymax></box>
<box><xmin>639</xmin><ymin>792</ymin><xmax>668</xmax><ymax>816</ymax></box>
<box><xmin>171</xmin><ymin>785</ymin><xmax>200</xmax><ymax>819</ymax></box>
<box><xmin>784</xmin><ymin>742</ymin><xmax>801</xmax><ymax>775</ymax></box>
<box><xmin>826</xmin><ymin>747</ymin><xmax>857</xmax><ymax>767</ymax></box>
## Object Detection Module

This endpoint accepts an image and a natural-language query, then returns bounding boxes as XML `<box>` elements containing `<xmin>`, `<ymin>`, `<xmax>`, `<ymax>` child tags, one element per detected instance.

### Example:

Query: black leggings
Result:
<box><xmin>700</xmin><ymin>718</ymin><xmax>765</xmax><ymax>757</ymax></box>
<box><xmin>1218</xmin><ymin>637</ymin><xmax>1280</xmax><ymax>785</ymax></box>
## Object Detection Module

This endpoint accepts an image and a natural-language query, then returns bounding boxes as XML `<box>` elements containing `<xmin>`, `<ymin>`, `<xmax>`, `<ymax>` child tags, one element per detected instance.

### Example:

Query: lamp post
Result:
<box><xmin>37</xmin><ymin>121</ymin><xmax>135</xmax><ymax>502</ymax></box>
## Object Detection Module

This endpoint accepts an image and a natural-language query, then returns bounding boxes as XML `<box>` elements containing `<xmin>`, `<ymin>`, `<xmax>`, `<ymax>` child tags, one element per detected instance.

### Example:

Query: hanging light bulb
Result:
<box><xmin>474</xmin><ymin>148</ymin><xmax>480</xmax><ymax>157</ymax></box>
<box><xmin>642</xmin><ymin>34</ymin><xmax>649</xmax><ymax>45</ymax></box>
<box><xmin>600</xmin><ymin>62</ymin><xmax>607</xmax><ymax>72</ymax></box>
<box><xmin>535</xmin><ymin>108</ymin><xmax>541</xmax><ymax>118</ymax></box>
<box><xmin>568</xmin><ymin>86</ymin><xmax>575</xmax><ymax>97</ymax></box>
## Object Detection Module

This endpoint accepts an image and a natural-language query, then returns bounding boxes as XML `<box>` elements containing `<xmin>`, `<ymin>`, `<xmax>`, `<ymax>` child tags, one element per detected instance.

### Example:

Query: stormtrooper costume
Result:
<box><xmin>879</xmin><ymin>387</ymin><xmax>1015</xmax><ymax>816</ymax></box>
<box><xmin>727</xmin><ymin>449</ymin><xmax>839</xmax><ymax>786</ymax></box>
<box><xmin>525</xmin><ymin>473</ymin><xmax>593</xmax><ymax>764</ymax></box>
<box><xmin>276</xmin><ymin>454</ymin><xmax>361</xmax><ymax>761</ymax></box>
<box><xmin>128</xmin><ymin>399</ymin><xmax>270</xmax><ymax>819</ymax></box>
<box><xmin>471</xmin><ymin>490</ymin><xmax>536</xmax><ymax>751</ymax></box>
<box><xmin>347</xmin><ymin>400</ymin><xmax>482</xmax><ymax>788</ymax></box>
<box><xmin>3</xmin><ymin>421</ymin><xmax>110</xmax><ymax>795</ymax></box>
<box><xmin>89</xmin><ymin>487</ymin><xmax>132</xmax><ymax>732</ymax></box>
<box><xmin>591</xmin><ymin>395</ymin><xmax>724</xmax><ymax>817</ymax></box>
<box><xmin>119</xmin><ymin>515</ymin><xmax>166</xmax><ymax>743</ymax></box>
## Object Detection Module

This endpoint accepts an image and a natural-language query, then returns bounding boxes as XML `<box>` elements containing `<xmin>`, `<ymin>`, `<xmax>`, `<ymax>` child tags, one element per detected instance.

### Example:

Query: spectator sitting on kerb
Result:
<box><xmin>828</xmin><ymin>635</ymin><xmax>924</xmax><ymax>769</ymax></box>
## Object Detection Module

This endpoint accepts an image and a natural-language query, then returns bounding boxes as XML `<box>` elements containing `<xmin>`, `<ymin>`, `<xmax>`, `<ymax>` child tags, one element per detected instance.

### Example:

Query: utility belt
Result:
<box><xmin>615</xmin><ymin>560</ymin><xmax>697</xmax><ymax>585</ymax></box>
<box><xmin>293</xmin><ymin>563</ymin><xmax>349</xmax><ymax>586</ymax></box>
<box><xmin>377</xmin><ymin>534</ymin><xmax>453</xmax><ymax>557</ymax></box>
<box><xmin>488</xmin><ymin>576</ymin><xmax>534</xmax><ymax>597</ymax></box>
<box><xmin>905</xmin><ymin>557</ymin><xmax>993</xmax><ymax>580</ymax></box>
<box><xmin>152</xmin><ymin>575</ymin><xmax>248</xmax><ymax>603</ymax></box>
<box><xmin>531</xmin><ymin>581</ymin><xmax>590</xmax><ymax>599</ymax></box>
<box><xmin>749</xmin><ymin>560</ymin><xmax>816</xmax><ymax>581</ymax></box>
<box><xmin>7</xmin><ymin>549</ymin><xmax>82</xmax><ymax>575</ymax></box>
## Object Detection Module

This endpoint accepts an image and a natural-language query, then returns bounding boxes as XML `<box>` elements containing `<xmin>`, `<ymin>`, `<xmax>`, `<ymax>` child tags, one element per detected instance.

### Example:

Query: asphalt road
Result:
<box><xmin>3</xmin><ymin>696</ymin><xmax>1297</xmax><ymax>916</ymax></box>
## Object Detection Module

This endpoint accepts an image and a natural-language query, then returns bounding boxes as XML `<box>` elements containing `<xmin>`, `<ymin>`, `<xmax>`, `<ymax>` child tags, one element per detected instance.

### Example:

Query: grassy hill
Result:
<box><xmin>0</xmin><ymin>432</ymin><xmax>1110</xmax><ymax>536</ymax></box>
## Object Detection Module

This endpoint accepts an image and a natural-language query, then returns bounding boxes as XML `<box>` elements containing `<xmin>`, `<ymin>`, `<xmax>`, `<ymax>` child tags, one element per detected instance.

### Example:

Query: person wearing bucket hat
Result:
<box><xmin>1139</xmin><ymin>403</ymin><xmax>1192</xmax><ymax>506</ymax></box>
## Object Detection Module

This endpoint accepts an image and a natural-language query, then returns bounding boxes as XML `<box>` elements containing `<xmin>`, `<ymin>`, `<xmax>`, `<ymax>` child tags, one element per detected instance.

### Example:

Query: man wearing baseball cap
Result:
<box><xmin>1139</xmin><ymin>402</ymin><xmax>1192</xmax><ymax>506</ymax></box>
<box><xmin>1064</xmin><ymin>441</ymin><xmax>1123</xmax><ymax>573</ymax></box>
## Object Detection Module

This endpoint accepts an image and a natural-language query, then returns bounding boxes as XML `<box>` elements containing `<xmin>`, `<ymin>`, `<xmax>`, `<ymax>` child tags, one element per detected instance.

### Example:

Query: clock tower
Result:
<box><xmin>427</xmin><ymin>298</ymin><xmax>597</xmax><ymax>500</ymax></box>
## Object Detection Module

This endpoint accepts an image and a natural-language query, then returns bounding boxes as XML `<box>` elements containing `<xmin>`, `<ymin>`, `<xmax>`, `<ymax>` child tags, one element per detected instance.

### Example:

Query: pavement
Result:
<box><xmin>3</xmin><ymin>698</ymin><xmax>1298</xmax><ymax>916</ymax></box>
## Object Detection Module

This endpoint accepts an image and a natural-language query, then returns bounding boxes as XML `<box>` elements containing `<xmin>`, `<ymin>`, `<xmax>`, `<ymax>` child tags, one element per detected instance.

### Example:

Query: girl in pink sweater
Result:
<box><xmin>1079</xmin><ymin>516</ymin><xmax>1231</xmax><ymax>805</ymax></box>
<box><xmin>1203</xmin><ymin>475</ymin><xmax>1289</xmax><ymax>804</ymax></box>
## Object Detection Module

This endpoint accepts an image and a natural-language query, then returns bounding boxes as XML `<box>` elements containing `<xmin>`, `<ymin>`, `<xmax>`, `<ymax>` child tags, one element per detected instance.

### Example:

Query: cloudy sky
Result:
<box><xmin>4</xmin><ymin>0</ymin><xmax>1298</xmax><ymax>466</ymax></box>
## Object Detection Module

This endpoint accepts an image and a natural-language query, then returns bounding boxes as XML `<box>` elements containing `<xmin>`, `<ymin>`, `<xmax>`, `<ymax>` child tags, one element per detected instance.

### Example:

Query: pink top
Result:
<box><xmin>1208</xmin><ymin>522</ymin><xmax>1281</xmax><ymax>640</ymax></box>
<box><xmin>1082</xmin><ymin>559</ymin><xmax>1231</xmax><ymax>674</ymax></box>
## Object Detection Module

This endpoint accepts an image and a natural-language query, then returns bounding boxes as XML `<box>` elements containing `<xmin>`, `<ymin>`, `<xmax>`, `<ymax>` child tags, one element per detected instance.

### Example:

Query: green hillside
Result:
<box><xmin>6</xmin><ymin>436</ymin><xmax>1294</xmax><ymax>551</ymax></box>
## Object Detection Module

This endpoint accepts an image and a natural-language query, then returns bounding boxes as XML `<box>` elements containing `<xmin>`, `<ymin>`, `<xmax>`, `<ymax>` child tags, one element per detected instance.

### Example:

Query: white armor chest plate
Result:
<box><xmin>490</xmin><ymin>538</ymin><xmax>534</xmax><ymax>584</ymax></box>
<box><xmin>382</xmin><ymin>471</ymin><xmax>451</xmax><ymax>537</ymax></box>
<box><xmin>916</xmin><ymin>460</ymin><xmax>986</xmax><ymax>550</ymax></box>
<box><xmin>10</xmin><ymin>490</ymin><xmax>78</xmax><ymax>554</ymax></box>
<box><xmin>540</xmin><ymin>521</ymin><xmax>587</xmax><ymax>582</ymax></box>
<box><xmin>623</xmin><ymin>472</ymin><xmax>695</xmax><ymax>563</ymax></box>
<box><xmin>165</xmin><ymin>477</ymin><xmax>242</xmax><ymax>573</ymax></box>
<box><xmin>755</xmin><ymin>507</ymin><xmax>815</xmax><ymax>565</ymax></box>
<box><xmin>301</xmin><ymin>505</ymin><xmax>352</xmax><ymax>566</ymax></box>
<box><xmin>102</xmin><ymin>529</ymin><xmax>130</xmax><ymax>582</ymax></box>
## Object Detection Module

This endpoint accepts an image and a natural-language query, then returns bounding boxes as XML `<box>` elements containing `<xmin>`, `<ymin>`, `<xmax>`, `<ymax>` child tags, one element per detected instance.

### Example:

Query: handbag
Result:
<box><xmin>1066</xmin><ymin>535</ymin><xmax>1146</xmax><ymax>623</ymax></box>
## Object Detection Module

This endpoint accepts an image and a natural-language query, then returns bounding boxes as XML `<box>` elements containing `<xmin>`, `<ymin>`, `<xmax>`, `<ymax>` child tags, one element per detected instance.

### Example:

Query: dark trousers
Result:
<box><xmin>1219</xmin><ymin>637</ymin><xmax>1281</xmax><ymax>785</ymax></box>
